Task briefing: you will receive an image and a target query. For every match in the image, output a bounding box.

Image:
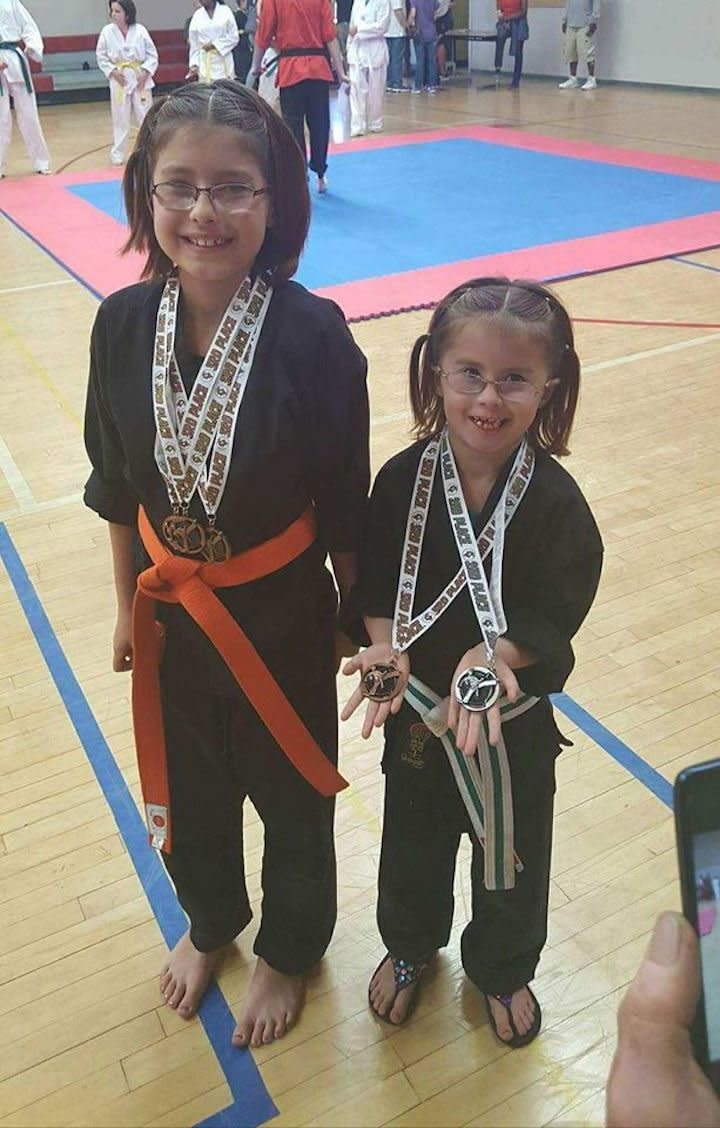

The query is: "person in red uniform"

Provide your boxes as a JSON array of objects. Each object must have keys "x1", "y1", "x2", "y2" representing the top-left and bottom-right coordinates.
[{"x1": 251, "y1": 0, "x2": 347, "y2": 194}]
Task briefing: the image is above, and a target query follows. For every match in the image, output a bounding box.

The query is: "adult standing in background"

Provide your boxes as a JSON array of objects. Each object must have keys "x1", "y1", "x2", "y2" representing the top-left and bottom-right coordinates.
[
  {"x1": 385, "y1": 0, "x2": 407, "y2": 94},
  {"x1": 187, "y1": 0, "x2": 239, "y2": 82},
  {"x1": 231, "y1": 0, "x2": 253, "y2": 82},
  {"x1": 0, "y1": 0, "x2": 51, "y2": 177},
  {"x1": 558, "y1": 0, "x2": 599, "y2": 90},
  {"x1": 434, "y1": 0, "x2": 453, "y2": 82},
  {"x1": 408, "y1": 0, "x2": 438, "y2": 94},
  {"x1": 335, "y1": 0, "x2": 353, "y2": 67},
  {"x1": 347, "y1": 0, "x2": 390, "y2": 136},
  {"x1": 494, "y1": 0, "x2": 528, "y2": 89},
  {"x1": 251, "y1": 0, "x2": 347, "y2": 195},
  {"x1": 96, "y1": 0, "x2": 158, "y2": 166}
]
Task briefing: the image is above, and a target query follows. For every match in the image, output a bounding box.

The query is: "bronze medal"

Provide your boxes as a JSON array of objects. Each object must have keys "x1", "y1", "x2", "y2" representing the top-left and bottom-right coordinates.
[
  {"x1": 361, "y1": 662, "x2": 402, "y2": 703},
  {"x1": 201, "y1": 526, "x2": 233, "y2": 563},
  {"x1": 162, "y1": 514, "x2": 207, "y2": 556}
]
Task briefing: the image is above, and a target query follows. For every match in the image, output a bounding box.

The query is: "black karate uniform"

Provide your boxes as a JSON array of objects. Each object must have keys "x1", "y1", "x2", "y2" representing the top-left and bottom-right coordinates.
[
  {"x1": 84, "y1": 279, "x2": 369, "y2": 973},
  {"x1": 351, "y1": 438, "x2": 603, "y2": 994}
]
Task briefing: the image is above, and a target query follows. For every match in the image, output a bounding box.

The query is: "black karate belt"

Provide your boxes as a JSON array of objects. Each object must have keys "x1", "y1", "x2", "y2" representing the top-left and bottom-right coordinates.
[
  {"x1": 0, "y1": 42, "x2": 34, "y2": 95},
  {"x1": 278, "y1": 46, "x2": 331, "y2": 60}
]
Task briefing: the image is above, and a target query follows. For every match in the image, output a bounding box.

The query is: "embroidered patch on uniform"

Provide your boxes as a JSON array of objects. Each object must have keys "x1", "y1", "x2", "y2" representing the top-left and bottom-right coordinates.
[{"x1": 401, "y1": 723, "x2": 433, "y2": 770}]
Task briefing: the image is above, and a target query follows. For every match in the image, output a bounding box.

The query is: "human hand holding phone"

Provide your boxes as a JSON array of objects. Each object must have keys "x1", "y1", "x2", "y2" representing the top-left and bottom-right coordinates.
[
  {"x1": 674, "y1": 758, "x2": 720, "y2": 1098},
  {"x1": 606, "y1": 912, "x2": 720, "y2": 1127}
]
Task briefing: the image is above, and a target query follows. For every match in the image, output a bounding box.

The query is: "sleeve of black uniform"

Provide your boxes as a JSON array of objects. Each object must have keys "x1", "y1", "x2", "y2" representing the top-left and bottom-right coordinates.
[
  {"x1": 83, "y1": 303, "x2": 140, "y2": 527},
  {"x1": 341, "y1": 459, "x2": 408, "y2": 644},
  {"x1": 504, "y1": 490, "x2": 603, "y2": 696},
  {"x1": 306, "y1": 301, "x2": 370, "y2": 554}
]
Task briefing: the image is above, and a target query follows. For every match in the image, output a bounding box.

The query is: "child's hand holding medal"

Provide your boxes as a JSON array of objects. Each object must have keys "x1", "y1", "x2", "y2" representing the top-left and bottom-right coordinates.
[
  {"x1": 448, "y1": 644, "x2": 520, "y2": 755},
  {"x1": 341, "y1": 644, "x2": 410, "y2": 739}
]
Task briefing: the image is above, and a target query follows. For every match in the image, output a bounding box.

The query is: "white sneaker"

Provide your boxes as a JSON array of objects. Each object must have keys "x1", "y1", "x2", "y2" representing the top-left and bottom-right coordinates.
[
  {"x1": 581, "y1": 76, "x2": 597, "y2": 90},
  {"x1": 558, "y1": 76, "x2": 579, "y2": 89}
]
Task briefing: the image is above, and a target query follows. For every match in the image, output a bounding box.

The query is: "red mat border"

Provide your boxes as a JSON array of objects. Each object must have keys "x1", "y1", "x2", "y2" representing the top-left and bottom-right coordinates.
[{"x1": 2, "y1": 125, "x2": 719, "y2": 319}]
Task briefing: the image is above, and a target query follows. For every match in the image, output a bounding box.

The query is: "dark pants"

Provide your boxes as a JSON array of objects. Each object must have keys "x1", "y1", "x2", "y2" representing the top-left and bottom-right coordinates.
[
  {"x1": 494, "y1": 26, "x2": 524, "y2": 87},
  {"x1": 279, "y1": 79, "x2": 331, "y2": 176},
  {"x1": 160, "y1": 679, "x2": 337, "y2": 974},
  {"x1": 377, "y1": 701, "x2": 558, "y2": 994}
]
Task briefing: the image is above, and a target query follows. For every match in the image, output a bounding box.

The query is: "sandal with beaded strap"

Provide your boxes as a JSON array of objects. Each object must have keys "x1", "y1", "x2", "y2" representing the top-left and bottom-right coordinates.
[
  {"x1": 368, "y1": 952, "x2": 429, "y2": 1026},
  {"x1": 483, "y1": 985, "x2": 542, "y2": 1048}
]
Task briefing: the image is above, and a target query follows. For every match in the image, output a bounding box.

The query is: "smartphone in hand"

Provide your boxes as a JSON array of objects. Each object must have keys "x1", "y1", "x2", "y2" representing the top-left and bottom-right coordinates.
[{"x1": 675, "y1": 758, "x2": 720, "y2": 1095}]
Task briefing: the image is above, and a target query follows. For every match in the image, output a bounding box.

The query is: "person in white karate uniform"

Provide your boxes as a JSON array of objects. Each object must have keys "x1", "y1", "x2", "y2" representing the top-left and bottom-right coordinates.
[
  {"x1": 346, "y1": 0, "x2": 391, "y2": 137},
  {"x1": 187, "y1": 0, "x2": 239, "y2": 83},
  {"x1": 96, "y1": 0, "x2": 158, "y2": 166},
  {"x1": 0, "y1": 0, "x2": 50, "y2": 177}
]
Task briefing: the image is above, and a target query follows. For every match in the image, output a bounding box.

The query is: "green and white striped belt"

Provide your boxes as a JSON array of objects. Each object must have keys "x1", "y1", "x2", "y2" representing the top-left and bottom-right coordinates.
[{"x1": 404, "y1": 675, "x2": 539, "y2": 891}]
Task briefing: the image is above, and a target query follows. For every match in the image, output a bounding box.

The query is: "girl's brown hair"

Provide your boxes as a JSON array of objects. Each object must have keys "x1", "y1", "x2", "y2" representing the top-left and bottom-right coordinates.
[
  {"x1": 122, "y1": 80, "x2": 310, "y2": 283},
  {"x1": 409, "y1": 277, "x2": 581, "y2": 456}
]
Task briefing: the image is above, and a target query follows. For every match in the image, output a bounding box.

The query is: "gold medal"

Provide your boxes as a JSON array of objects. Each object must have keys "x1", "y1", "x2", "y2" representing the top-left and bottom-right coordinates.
[
  {"x1": 201, "y1": 526, "x2": 232, "y2": 563},
  {"x1": 162, "y1": 514, "x2": 207, "y2": 556}
]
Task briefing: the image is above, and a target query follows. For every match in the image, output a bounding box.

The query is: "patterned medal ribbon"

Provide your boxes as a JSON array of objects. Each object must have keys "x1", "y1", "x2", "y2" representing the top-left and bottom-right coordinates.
[
  {"x1": 152, "y1": 273, "x2": 272, "y2": 556},
  {"x1": 392, "y1": 428, "x2": 534, "y2": 654}
]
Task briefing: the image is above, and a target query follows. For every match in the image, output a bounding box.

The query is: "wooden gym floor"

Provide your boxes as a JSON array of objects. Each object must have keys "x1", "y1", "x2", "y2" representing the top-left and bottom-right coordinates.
[{"x1": 1, "y1": 78, "x2": 719, "y2": 1127}]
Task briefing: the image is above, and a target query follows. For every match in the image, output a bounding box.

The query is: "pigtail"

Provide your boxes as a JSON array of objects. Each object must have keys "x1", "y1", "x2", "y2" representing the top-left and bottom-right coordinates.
[
  {"x1": 528, "y1": 298, "x2": 580, "y2": 456},
  {"x1": 410, "y1": 333, "x2": 445, "y2": 439},
  {"x1": 530, "y1": 343, "x2": 579, "y2": 456}
]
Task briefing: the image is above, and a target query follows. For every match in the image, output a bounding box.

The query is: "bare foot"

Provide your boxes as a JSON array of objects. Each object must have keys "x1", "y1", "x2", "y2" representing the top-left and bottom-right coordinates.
[
  {"x1": 487, "y1": 987, "x2": 537, "y2": 1041},
  {"x1": 159, "y1": 932, "x2": 222, "y2": 1019},
  {"x1": 369, "y1": 954, "x2": 425, "y2": 1025},
  {"x1": 232, "y1": 957, "x2": 305, "y2": 1048}
]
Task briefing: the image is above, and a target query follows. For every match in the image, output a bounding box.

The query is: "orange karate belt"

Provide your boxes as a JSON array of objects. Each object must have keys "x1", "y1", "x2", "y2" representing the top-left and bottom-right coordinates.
[{"x1": 132, "y1": 505, "x2": 348, "y2": 853}]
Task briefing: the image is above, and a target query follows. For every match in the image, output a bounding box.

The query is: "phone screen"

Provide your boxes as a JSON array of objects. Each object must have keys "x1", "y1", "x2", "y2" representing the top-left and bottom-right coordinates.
[{"x1": 693, "y1": 828, "x2": 720, "y2": 1079}]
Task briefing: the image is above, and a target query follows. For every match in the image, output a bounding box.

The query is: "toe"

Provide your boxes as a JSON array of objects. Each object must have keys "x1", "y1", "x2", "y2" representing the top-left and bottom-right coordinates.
[
  {"x1": 231, "y1": 1023, "x2": 249, "y2": 1046},
  {"x1": 167, "y1": 980, "x2": 185, "y2": 1010},
  {"x1": 251, "y1": 1019, "x2": 268, "y2": 1048},
  {"x1": 389, "y1": 986, "x2": 414, "y2": 1025}
]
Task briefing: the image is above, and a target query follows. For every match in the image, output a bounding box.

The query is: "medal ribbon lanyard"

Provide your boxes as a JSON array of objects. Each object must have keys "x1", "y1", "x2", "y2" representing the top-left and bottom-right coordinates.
[
  {"x1": 392, "y1": 429, "x2": 534, "y2": 656},
  {"x1": 153, "y1": 273, "x2": 272, "y2": 527}
]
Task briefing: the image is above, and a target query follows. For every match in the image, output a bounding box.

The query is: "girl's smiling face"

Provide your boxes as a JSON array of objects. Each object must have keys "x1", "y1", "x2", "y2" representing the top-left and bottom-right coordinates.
[
  {"x1": 437, "y1": 317, "x2": 554, "y2": 463},
  {"x1": 151, "y1": 124, "x2": 272, "y2": 296}
]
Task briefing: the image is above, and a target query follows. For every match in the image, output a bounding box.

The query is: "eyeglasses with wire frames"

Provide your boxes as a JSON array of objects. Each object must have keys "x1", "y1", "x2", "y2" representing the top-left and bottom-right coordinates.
[
  {"x1": 434, "y1": 364, "x2": 557, "y2": 402},
  {"x1": 152, "y1": 181, "x2": 269, "y2": 214}
]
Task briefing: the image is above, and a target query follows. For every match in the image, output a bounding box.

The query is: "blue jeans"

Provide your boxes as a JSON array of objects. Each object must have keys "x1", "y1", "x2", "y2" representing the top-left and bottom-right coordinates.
[
  {"x1": 494, "y1": 22, "x2": 525, "y2": 86},
  {"x1": 414, "y1": 37, "x2": 438, "y2": 89},
  {"x1": 386, "y1": 35, "x2": 405, "y2": 88}
]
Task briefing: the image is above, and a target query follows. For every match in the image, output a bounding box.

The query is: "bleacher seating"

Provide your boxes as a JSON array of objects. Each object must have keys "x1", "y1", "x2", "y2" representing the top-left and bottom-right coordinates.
[{"x1": 32, "y1": 28, "x2": 189, "y2": 103}]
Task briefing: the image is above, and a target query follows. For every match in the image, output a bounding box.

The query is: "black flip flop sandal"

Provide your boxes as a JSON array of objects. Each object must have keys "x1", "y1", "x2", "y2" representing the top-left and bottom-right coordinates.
[
  {"x1": 483, "y1": 985, "x2": 542, "y2": 1048},
  {"x1": 368, "y1": 952, "x2": 429, "y2": 1026}
]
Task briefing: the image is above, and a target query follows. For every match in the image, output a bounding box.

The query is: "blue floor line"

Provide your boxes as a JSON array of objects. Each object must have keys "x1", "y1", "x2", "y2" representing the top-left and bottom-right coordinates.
[
  {"x1": 0, "y1": 524, "x2": 278, "y2": 1128},
  {"x1": 553, "y1": 692, "x2": 674, "y2": 808},
  {"x1": 672, "y1": 255, "x2": 720, "y2": 274}
]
